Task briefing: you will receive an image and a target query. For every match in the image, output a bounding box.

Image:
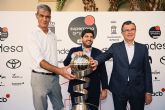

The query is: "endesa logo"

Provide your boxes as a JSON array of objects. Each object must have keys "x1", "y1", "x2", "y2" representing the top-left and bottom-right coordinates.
[
  {"x1": 57, "y1": 48, "x2": 69, "y2": 54},
  {"x1": 152, "y1": 88, "x2": 165, "y2": 96},
  {"x1": 145, "y1": 42, "x2": 165, "y2": 50},
  {"x1": 0, "y1": 27, "x2": 8, "y2": 41},
  {"x1": 149, "y1": 26, "x2": 161, "y2": 39},
  {"x1": 0, "y1": 44, "x2": 23, "y2": 52},
  {"x1": 0, "y1": 93, "x2": 11, "y2": 102},
  {"x1": 160, "y1": 56, "x2": 165, "y2": 65}
]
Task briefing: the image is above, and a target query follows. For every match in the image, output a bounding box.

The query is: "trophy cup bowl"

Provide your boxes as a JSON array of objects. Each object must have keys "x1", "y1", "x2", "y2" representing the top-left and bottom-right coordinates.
[{"x1": 70, "y1": 55, "x2": 90, "y2": 71}]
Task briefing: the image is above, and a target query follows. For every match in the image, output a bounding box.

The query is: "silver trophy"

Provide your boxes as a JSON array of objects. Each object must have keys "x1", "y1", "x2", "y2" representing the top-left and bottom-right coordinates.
[{"x1": 70, "y1": 55, "x2": 92, "y2": 110}]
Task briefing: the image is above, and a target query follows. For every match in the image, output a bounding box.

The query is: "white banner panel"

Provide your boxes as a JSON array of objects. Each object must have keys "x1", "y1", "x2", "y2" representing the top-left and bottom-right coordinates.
[{"x1": 0, "y1": 11, "x2": 165, "y2": 110}]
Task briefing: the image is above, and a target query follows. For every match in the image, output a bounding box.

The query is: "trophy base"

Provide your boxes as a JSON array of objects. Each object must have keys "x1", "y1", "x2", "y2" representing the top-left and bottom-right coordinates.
[{"x1": 71, "y1": 103, "x2": 89, "y2": 110}]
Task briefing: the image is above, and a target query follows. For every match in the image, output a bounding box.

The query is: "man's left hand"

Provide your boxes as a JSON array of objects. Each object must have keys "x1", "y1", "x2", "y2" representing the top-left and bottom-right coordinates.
[
  {"x1": 100, "y1": 89, "x2": 108, "y2": 100},
  {"x1": 145, "y1": 93, "x2": 152, "y2": 105}
]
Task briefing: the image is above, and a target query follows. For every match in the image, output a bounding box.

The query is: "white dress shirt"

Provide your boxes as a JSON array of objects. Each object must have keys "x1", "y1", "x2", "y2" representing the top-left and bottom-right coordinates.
[
  {"x1": 124, "y1": 41, "x2": 135, "y2": 81},
  {"x1": 82, "y1": 45, "x2": 92, "y2": 57},
  {"x1": 27, "y1": 26, "x2": 57, "y2": 73},
  {"x1": 124, "y1": 42, "x2": 134, "y2": 64}
]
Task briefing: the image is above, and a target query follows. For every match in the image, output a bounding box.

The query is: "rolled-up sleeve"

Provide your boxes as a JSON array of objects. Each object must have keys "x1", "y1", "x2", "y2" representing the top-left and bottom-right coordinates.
[{"x1": 27, "y1": 33, "x2": 44, "y2": 67}]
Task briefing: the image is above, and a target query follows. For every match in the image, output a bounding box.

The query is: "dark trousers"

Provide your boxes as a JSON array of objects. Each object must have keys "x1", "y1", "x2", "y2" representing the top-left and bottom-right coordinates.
[{"x1": 112, "y1": 83, "x2": 145, "y2": 110}]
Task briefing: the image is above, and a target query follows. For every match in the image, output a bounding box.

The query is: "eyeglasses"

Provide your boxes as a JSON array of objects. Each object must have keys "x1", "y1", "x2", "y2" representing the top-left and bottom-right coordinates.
[{"x1": 122, "y1": 29, "x2": 136, "y2": 33}]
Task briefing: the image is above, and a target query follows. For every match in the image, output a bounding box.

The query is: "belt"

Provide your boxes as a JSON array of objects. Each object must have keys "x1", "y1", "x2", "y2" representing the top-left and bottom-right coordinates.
[{"x1": 32, "y1": 70, "x2": 57, "y2": 76}]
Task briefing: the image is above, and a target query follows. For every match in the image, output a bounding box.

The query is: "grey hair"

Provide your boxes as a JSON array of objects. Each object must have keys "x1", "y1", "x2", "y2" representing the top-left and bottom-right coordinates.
[{"x1": 37, "y1": 4, "x2": 51, "y2": 14}]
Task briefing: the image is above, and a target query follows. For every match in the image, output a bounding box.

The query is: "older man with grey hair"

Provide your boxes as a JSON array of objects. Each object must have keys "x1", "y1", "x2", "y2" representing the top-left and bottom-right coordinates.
[{"x1": 27, "y1": 4, "x2": 75, "y2": 110}]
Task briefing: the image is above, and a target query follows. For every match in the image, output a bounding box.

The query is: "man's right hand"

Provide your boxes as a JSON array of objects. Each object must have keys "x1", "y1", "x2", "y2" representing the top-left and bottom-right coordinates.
[
  {"x1": 40, "y1": 59, "x2": 76, "y2": 80},
  {"x1": 89, "y1": 57, "x2": 98, "y2": 71},
  {"x1": 60, "y1": 65, "x2": 76, "y2": 80},
  {"x1": 71, "y1": 51, "x2": 84, "y2": 58}
]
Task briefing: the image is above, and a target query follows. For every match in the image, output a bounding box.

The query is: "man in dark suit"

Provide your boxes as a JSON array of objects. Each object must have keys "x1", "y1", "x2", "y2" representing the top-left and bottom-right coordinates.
[
  {"x1": 63, "y1": 29, "x2": 108, "y2": 110},
  {"x1": 91, "y1": 21, "x2": 153, "y2": 110}
]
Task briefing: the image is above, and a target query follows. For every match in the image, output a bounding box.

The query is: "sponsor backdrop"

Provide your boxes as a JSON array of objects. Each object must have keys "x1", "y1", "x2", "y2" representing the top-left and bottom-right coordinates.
[{"x1": 0, "y1": 11, "x2": 165, "y2": 110}]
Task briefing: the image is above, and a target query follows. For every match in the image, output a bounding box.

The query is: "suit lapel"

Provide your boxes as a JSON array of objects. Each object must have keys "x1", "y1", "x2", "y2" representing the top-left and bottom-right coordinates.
[
  {"x1": 130, "y1": 42, "x2": 137, "y2": 66},
  {"x1": 90, "y1": 48, "x2": 95, "y2": 58},
  {"x1": 120, "y1": 41, "x2": 129, "y2": 65},
  {"x1": 78, "y1": 46, "x2": 83, "y2": 51}
]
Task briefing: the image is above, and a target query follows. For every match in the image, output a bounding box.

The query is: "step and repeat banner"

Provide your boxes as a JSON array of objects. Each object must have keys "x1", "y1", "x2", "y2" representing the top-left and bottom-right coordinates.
[{"x1": 0, "y1": 11, "x2": 165, "y2": 110}]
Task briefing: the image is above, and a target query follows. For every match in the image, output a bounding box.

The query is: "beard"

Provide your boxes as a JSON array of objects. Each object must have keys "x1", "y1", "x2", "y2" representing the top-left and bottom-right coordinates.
[
  {"x1": 82, "y1": 43, "x2": 92, "y2": 48},
  {"x1": 85, "y1": 45, "x2": 91, "y2": 48}
]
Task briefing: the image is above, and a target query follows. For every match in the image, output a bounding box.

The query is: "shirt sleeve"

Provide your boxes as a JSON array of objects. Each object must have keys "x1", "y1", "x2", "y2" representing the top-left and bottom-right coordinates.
[
  {"x1": 99, "y1": 62, "x2": 109, "y2": 89},
  {"x1": 26, "y1": 33, "x2": 44, "y2": 67}
]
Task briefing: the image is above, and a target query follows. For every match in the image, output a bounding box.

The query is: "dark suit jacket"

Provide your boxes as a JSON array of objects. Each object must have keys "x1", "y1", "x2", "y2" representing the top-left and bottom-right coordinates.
[
  {"x1": 63, "y1": 46, "x2": 108, "y2": 107},
  {"x1": 95, "y1": 41, "x2": 153, "y2": 97}
]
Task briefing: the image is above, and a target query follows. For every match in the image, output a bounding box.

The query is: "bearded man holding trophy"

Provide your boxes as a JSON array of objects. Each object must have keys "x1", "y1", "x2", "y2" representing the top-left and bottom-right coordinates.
[{"x1": 63, "y1": 29, "x2": 108, "y2": 110}]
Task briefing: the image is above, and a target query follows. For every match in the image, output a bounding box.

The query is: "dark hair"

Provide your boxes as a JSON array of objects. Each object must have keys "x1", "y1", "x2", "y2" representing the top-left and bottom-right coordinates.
[
  {"x1": 37, "y1": 4, "x2": 51, "y2": 14},
  {"x1": 81, "y1": 29, "x2": 94, "y2": 38},
  {"x1": 121, "y1": 20, "x2": 136, "y2": 32}
]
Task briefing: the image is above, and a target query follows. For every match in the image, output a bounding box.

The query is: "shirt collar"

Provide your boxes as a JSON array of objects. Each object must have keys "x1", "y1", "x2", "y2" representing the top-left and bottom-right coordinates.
[
  {"x1": 36, "y1": 26, "x2": 51, "y2": 35},
  {"x1": 81, "y1": 45, "x2": 92, "y2": 53},
  {"x1": 124, "y1": 40, "x2": 135, "y2": 46}
]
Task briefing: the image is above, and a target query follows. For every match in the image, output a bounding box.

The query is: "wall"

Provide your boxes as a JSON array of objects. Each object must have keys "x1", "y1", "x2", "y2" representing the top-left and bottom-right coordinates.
[{"x1": 0, "y1": 11, "x2": 165, "y2": 110}]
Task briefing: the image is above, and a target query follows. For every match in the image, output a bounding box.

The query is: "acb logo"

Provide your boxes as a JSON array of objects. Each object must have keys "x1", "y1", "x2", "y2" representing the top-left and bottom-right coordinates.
[
  {"x1": 0, "y1": 93, "x2": 10, "y2": 102},
  {"x1": 152, "y1": 88, "x2": 165, "y2": 96}
]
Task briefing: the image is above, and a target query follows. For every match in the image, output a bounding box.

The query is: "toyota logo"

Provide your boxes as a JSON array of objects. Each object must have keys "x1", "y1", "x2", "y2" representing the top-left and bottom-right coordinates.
[
  {"x1": 6, "y1": 59, "x2": 21, "y2": 69},
  {"x1": 160, "y1": 56, "x2": 165, "y2": 65}
]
